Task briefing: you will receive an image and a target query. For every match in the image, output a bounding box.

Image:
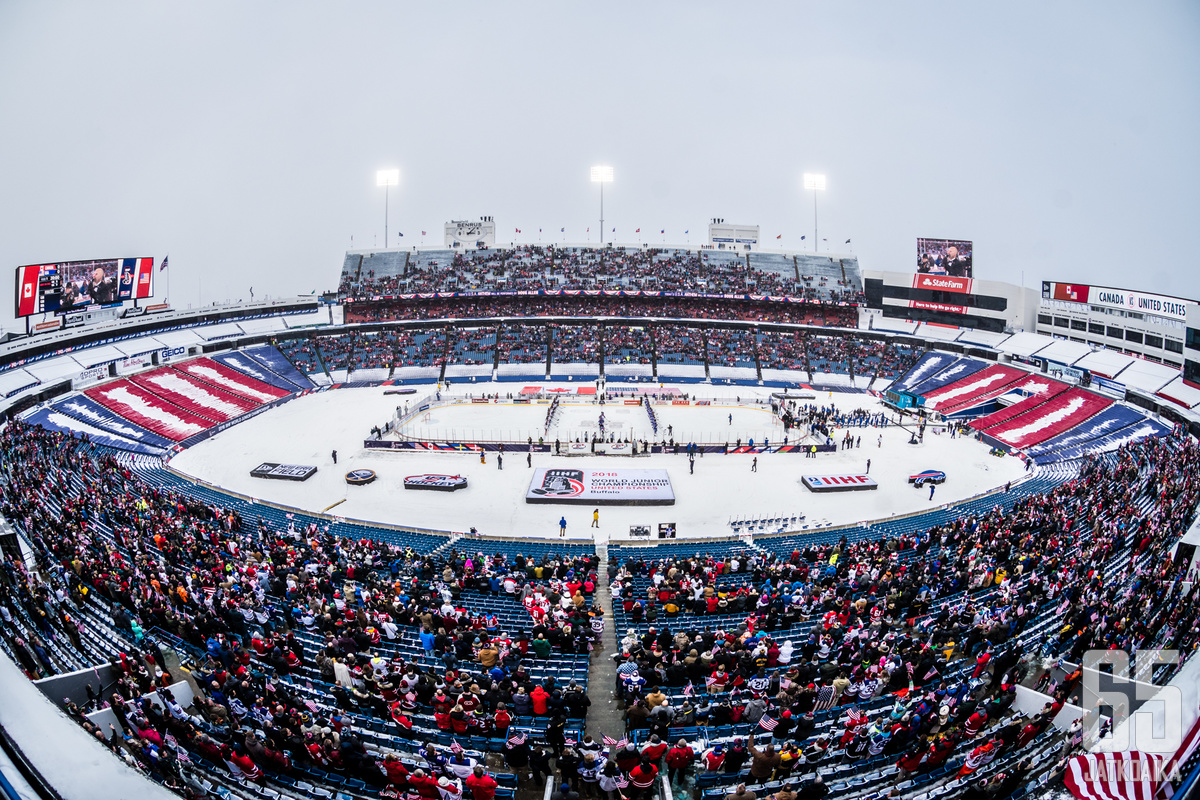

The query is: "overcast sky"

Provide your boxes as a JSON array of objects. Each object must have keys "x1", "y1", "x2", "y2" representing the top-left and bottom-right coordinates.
[{"x1": 1, "y1": 1, "x2": 1198, "y2": 329}]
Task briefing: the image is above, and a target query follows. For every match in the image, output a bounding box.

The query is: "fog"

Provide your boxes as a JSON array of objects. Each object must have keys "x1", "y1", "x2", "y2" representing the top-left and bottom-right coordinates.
[{"x1": 1, "y1": 1, "x2": 1198, "y2": 329}]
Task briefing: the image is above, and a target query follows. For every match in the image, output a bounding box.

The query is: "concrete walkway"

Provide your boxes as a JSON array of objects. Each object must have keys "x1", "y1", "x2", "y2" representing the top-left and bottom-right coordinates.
[{"x1": 587, "y1": 540, "x2": 627, "y2": 742}]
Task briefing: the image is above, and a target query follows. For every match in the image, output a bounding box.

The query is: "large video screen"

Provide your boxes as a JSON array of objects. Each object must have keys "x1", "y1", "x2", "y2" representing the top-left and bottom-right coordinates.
[
  {"x1": 15, "y1": 257, "x2": 154, "y2": 317},
  {"x1": 917, "y1": 238, "x2": 973, "y2": 278}
]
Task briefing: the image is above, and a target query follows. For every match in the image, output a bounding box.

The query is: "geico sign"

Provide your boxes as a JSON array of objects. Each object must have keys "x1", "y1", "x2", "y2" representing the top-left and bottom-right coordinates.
[{"x1": 160, "y1": 346, "x2": 187, "y2": 361}]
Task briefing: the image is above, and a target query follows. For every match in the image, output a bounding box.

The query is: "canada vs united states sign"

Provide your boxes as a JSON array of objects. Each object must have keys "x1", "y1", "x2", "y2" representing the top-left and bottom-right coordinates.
[{"x1": 525, "y1": 468, "x2": 675, "y2": 506}]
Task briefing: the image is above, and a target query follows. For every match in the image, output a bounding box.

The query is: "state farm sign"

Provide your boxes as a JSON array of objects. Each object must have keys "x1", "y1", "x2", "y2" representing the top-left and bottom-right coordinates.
[{"x1": 912, "y1": 274, "x2": 973, "y2": 294}]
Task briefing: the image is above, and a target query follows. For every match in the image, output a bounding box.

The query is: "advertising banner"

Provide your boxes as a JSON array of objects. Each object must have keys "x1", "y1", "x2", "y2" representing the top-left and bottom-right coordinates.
[
  {"x1": 526, "y1": 468, "x2": 675, "y2": 505},
  {"x1": 250, "y1": 463, "x2": 317, "y2": 481},
  {"x1": 909, "y1": 299, "x2": 968, "y2": 314},
  {"x1": 801, "y1": 474, "x2": 879, "y2": 492},
  {"x1": 912, "y1": 273, "x2": 973, "y2": 294}
]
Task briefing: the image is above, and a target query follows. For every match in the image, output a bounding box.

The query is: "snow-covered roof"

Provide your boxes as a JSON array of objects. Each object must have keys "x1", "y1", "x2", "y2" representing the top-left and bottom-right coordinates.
[
  {"x1": 236, "y1": 316, "x2": 289, "y2": 334},
  {"x1": 1118, "y1": 358, "x2": 1179, "y2": 394},
  {"x1": 1155, "y1": 377, "x2": 1200, "y2": 410},
  {"x1": 998, "y1": 331, "x2": 1055, "y2": 358},
  {"x1": 872, "y1": 318, "x2": 919, "y2": 335},
  {"x1": 196, "y1": 322, "x2": 244, "y2": 341},
  {"x1": 0, "y1": 368, "x2": 39, "y2": 397},
  {"x1": 114, "y1": 336, "x2": 165, "y2": 357},
  {"x1": 153, "y1": 329, "x2": 204, "y2": 348},
  {"x1": 1074, "y1": 348, "x2": 1137, "y2": 379},
  {"x1": 24, "y1": 356, "x2": 85, "y2": 382},
  {"x1": 1035, "y1": 339, "x2": 1093, "y2": 366},
  {"x1": 72, "y1": 345, "x2": 126, "y2": 368},
  {"x1": 914, "y1": 323, "x2": 962, "y2": 341},
  {"x1": 957, "y1": 330, "x2": 1011, "y2": 348}
]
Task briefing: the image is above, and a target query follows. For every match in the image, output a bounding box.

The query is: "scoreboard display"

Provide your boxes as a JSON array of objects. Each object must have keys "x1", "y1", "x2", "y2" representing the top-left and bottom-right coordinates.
[{"x1": 15, "y1": 257, "x2": 154, "y2": 317}]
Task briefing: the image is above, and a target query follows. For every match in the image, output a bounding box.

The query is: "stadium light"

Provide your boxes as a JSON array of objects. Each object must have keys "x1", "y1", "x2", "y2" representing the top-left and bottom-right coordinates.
[
  {"x1": 377, "y1": 169, "x2": 400, "y2": 248},
  {"x1": 803, "y1": 173, "x2": 826, "y2": 252},
  {"x1": 591, "y1": 166, "x2": 613, "y2": 244}
]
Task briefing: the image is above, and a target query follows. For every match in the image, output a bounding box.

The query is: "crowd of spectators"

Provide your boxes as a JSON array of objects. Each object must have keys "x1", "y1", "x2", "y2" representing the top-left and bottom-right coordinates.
[
  {"x1": 605, "y1": 326, "x2": 654, "y2": 366},
  {"x1": 341, "y1": 247, "x2": 865, "y2": 307},
  {"x1": 706, "y1": 329, "x2": 757, "y2": 369},
  {"x1": 450, "y1": 328, "x2": 498, "y2": 367},
  {"x1": 597, "y1": 432, "x2": 1200, "y2": 798},
  {"x1": 275, "y1": 336, "x2": 323, "y2": 375},
  {"x1": 344, "y1": 296, "x2": 858, "y2": 328},
  {"x1": 0, "y1": 419, "x2": 607, "y2": 797},
  {"x1": 756, "y1": 332, "x2": 808, "y2": 373},
  {"x1": 655, "y1": 326, "x2": 706, "y2": 366},
  {"x1": 551, "y1": 325, "x2": 600, "y2": 365},
  {"x1": 806, "y1": 336, "x2": 855, "y2": 376},
  {"x1": 496, "y1": 324, "x2": 548, "y2": 365}
]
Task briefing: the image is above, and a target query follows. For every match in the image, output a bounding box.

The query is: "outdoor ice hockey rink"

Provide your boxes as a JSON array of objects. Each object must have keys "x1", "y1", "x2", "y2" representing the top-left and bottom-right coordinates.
[{"x1": 168, "y1": 381, "x2": 1029, "y2": 542}]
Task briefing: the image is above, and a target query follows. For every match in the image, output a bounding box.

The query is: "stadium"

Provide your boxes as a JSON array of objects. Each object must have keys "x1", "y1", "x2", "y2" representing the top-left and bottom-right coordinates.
[{"x1": 2, "y1": 6, "x2": 1200, "y2": 800}]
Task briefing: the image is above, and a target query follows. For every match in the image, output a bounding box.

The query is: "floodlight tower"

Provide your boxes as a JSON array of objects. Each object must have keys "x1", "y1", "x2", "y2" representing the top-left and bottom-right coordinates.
[
  {"x1": 803, "y1": 173, "x2": 826, "y2": 253},
  {"x1": 377, "y1": 169, "x2": 400, "y2": 248},
  {"x1": 591, "y1": 166, "x2": 613, "y2": 244}
]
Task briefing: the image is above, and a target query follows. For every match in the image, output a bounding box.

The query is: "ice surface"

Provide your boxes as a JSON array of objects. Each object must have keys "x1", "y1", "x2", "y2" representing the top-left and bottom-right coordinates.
[{"x1": 169, "y1": 382, "x2": 1027, "y2": 542}]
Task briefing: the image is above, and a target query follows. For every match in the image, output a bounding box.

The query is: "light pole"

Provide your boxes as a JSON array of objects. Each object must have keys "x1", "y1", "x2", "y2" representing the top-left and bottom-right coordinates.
[
  {"x1": 377, "y1": 168, "x2": 400, "y2": 248},
  {"x1": 803, "y1": 173, "x2": 826, "y2": 253},
  {"x1": 590, "y1": 165, "x2": 613, "y2": 245}
]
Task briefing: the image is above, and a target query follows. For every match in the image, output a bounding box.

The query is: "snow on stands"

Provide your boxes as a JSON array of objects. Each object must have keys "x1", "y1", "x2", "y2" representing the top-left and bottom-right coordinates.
[
  {"x1": 130, "y1": 368, "x2": 258, "y2": 422},
  {"x1": 21, "y1": 408, "x2": 165, "y2": 455},
  {"x1": 984, "y1": 389, "x2": 1112, "y2": 449},
  {"x1": 217, "y1": 345, "x2": 314, "y2": 390},
  {"x1": 889, "y1": 351, "x2": 958, "y2": 393},
  {"x1": 907, "y1": 357, "x2": 988, "y2": 396},
  {"x1": 922, "y1": 364, "x2": 1026, "y2": 411},
  {"x1": 49, "y1": 394, "x2": 175, "y2": 449},
  {"x1": 84, "y1": 380, "x2": 212, "y2": 440},
  {"x1": 173, "y1": 357, "x2": 289, "y2": 403},
  {"x1": 1046, "y1": 416, "x2": 1171, "y2": 462},
  {"x1": 1024, "y1": 404, "x2": 1158, "y2": 461},
  {"x1": 971, "y1": 378, "x2": 1071, "y2": 431}
]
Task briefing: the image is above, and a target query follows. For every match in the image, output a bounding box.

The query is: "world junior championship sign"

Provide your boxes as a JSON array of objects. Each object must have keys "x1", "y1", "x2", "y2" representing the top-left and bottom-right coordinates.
[{"x1": 525, "y1": 468, "x2": 675, "y2": 506}]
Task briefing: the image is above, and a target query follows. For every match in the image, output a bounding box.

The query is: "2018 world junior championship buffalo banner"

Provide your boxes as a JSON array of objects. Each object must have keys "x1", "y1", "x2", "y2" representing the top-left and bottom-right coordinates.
[{"x1": 525, "y1": 468, "x2": 675, "y2": 506}]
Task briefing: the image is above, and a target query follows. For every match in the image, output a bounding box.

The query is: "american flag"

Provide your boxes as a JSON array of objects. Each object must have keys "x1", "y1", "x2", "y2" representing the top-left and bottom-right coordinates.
[
  {"x1": 450, "y1": 740, "x2": 464, "y2": 754},
  {"x1": 615, "y1": 775, "x2": 629, "y2": 788},
  {"x1": 758, "y1": 716, "x2": 778, "y2": 732},
  {"x1": 304, "y1": 700, "x2": 318, "y2": 711},
  {"x1": 507, "y1": 733, "x2": 527, "y2": 746},
  {"x1": 705, "y1": 675, "x2": 720, "y2": 687},
  {"x1": 564, "y1": 738, "x2": 577, "y2": 746},
  {"x1": 682, "y1": 681, "x2": 695, "y2": 697},
  {"x1": 603, "y1": 735, "x2": 628, "y2": 749}
]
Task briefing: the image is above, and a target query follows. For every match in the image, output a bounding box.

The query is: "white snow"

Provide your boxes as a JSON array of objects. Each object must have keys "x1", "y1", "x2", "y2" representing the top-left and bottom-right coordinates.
[
  {"x1": 169, "y1": 382, "x2": 1027, "y2": 541},
  {"x1": 179, "y1": 363, "x2": 278, "y2": 402},
  {"x1": 1000, "y1": 396, "x2": 1087, "y2": 446},
  {"x1": 58, "y1": 399, "x2": 159, "y2": 441},
  {"x1": 220, "y1": 354, "x2": 280, "y2": 384},
  {"x1": 43, "y1": 411, "x2": 144, "y2": 447},
  {"x1": 928, "y1": 371, "x2": 1010, "y2": 406},
  {"x1": 97, "y1": 385, "x2": 206, "y2": 437},
  {"x1": 140, "y1": 372, "x2": 246, "y2": 417}
]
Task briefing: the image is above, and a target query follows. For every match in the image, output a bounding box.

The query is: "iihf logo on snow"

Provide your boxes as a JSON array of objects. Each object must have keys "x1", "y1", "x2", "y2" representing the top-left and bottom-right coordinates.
[{"x1": 530, "y1": 469, "x2": 585, "y2": 497}]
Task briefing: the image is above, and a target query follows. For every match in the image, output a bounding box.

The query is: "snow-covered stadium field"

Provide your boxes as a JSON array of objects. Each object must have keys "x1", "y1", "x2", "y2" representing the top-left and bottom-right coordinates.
[
  {"x1": 399, "y1": 397, "x2": 785, "y2": 446},
  {"x1": 168, "y1": 382, "x2": 1027, "y2": 542}
]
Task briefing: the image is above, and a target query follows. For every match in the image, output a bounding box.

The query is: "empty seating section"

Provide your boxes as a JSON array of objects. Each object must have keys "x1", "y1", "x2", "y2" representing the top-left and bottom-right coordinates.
[
  {"x1": 982, "y1": 389, "x2": 1112, "y2": 449},
  {"x1": 551, "y1": 324, "x2": 599, "y2": 364},
  {"x1": 230, "y1": 345, "x2": 315, "y2": 390},
  {"x1": 706, "y1": 328, "x2": 756, "y2": 368},
  {"x1": 496, "y1": 323, "x2": 547, "y2": 364},
  {"x1": 656, "y1": 325, "x2": 706, "y2": 365},
  {"x1": 922, "y1": 365, "x2": 1028, "y2": 412},
  {"x1": 605, "y1": 325, "x2": 654, "y2": 365},
  {"x1": 449, "y1": 327, "x2": 497, "y2": 366},
  {"x1": 340, "y1": 251, "x2": 407, "y2": 295}
]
